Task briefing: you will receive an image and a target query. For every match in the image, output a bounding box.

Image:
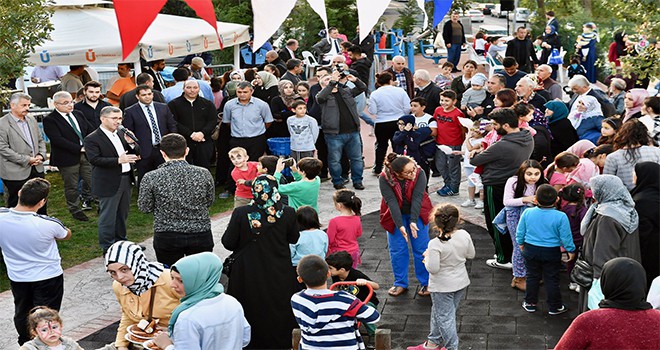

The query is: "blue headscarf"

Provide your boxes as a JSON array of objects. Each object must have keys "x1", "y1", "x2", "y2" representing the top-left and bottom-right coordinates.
[
  {"x1": 545, "y1": 25, "x2": 557, "y2": 36},
  {"x1": 544, "y1": 100, "x2": 569, "y2": 124},
  {"x1": 168, "y1": 252, "x2": 224, "y2": 335}
]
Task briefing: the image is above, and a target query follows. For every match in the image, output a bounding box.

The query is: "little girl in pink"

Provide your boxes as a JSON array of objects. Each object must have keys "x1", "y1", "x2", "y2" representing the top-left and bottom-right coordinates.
[{"x1": 326, "y1": 189, "x2": 363, "y2": 268}]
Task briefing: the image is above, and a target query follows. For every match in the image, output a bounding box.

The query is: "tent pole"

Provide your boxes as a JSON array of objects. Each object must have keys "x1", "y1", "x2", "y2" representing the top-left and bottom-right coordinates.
[{"x1": 233, "y1": 43, "x2": 240, "y2": 69}]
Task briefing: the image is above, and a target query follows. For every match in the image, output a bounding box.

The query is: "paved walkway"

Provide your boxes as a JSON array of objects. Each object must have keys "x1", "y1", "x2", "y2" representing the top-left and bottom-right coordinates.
[{"x1": 0, "y1": 53, "x2": 579, "y2": 349}]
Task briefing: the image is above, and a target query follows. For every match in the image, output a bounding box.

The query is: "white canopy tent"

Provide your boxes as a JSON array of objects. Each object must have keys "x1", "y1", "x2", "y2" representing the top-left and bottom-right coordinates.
[{"x1": 28, "y1": 0, "x2": 250, "y2": 68}]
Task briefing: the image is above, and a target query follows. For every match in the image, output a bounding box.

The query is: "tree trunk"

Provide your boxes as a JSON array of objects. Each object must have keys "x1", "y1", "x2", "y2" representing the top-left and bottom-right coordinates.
[{"x1": 582, "y1": 0, "x2": 592, "y2": 16}]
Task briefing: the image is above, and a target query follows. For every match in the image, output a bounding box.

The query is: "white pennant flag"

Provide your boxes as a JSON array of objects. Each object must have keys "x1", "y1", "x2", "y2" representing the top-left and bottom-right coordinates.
[
  {"x1": 416, "y1": 0, "x2": 428, "y2": 29},
  {"x1": 306, "y1": 0, "x2": 328, "y2": 33},
  {"x1": 252, "y1": 0, "x2": 297, "y2": 52},
  {"x1": 356, "y1": 0, "x2": 392, "y2": 42}
]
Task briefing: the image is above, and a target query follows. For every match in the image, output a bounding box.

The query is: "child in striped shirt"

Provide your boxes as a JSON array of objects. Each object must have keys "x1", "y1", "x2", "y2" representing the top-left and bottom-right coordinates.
[{"x1": 291, "y1": 255, "x2": 380, "y2": 350}]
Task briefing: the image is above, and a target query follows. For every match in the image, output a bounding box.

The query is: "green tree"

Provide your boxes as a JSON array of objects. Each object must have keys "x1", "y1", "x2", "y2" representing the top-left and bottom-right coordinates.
[
  {"x1": 0, "y1": 0, "x2": 53, "y2": 103},
  {"x1": 394, "y1": 0, "x2": 422, "y2": 35}
]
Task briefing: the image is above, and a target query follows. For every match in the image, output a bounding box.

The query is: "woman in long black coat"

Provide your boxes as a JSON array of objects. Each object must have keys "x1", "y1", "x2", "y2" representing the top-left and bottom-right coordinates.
[
  {"x1": 630, "y1": 162, "x2": 660, "y2": 289},
  {"x1": 540, "y1": 25, "x2": 562, "y2": 79},
  {"x1": 222, "y1": 175, "x2": 300, "y2": 349}
]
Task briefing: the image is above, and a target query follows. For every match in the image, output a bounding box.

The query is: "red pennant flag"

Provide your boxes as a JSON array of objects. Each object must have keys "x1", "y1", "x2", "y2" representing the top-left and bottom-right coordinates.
[
  {"x1": 114, "y1": 0, "x2": 168, "y2": 60},
  {"x1": 183, "y1": 0, "x2": 223, "y2": 49}
]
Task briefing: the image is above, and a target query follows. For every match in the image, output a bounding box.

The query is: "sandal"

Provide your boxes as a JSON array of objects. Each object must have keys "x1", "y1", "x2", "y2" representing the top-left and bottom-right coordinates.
[
  {"x1": 418, "y1": 286, "x2": 430, "y2": 296},
  {"x1": 388, "y1": 286, "x2": 407, "y2": 296}
]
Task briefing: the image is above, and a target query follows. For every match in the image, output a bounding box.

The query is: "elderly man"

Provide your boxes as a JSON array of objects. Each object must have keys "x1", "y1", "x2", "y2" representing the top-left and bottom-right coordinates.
[
  {"x1": 190, "y1": 57, "x2": 211, "y2": 82},
  {"x1": 43, "y1": 91, "x2": 94, "y2": 221},
  {"x1": 567, "y1": 75, "x2": 615, "y2": 117},
  {"x1": 167, "y1": 80, "x2": 217, "y2": 169},
  {"x1": 506, "y1": 27, "x2": 540, "y2": 73},
  {"x1": 84, "y1": 106, "x2": 139, "y2": 252},
  {"x1": 0, "y1": 93, "x2": 47, "y2": 214},
  {"x1": 413, "y1": 69, "x2": 442, "y2": 114},
  {"x1": 515, "y1": 77, "x2": 547, "y2": 111},
  {"x1": 278, "y1": 39, "x2": 299, "y2": 64},
  {"x1": 385, "y1": 55, "x2": 415, "y2": 99},
  {"x1": 466, "y1": 73, "x2": 506, "y2": 119},
  {"x1": 536, "y1": 64, "x2": 563, "y2": 101},
  {"x1": 313, "y1": 27, "x2": 344, "y2": 64}
]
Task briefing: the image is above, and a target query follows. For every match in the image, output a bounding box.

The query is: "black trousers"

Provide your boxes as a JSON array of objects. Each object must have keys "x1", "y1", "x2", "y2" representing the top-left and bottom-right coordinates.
[
  {"x1": 2, "y1": 167, "x2": 46, "y2": 214},
  {"x1": 484, "y1": 183, "x2": 513, "y2": 264},
  {"x1": 153, "y1": 230, "x2": 214, "y2": 268},
  {"x1": 11, "y1": 274, "x2": 64, "y2": 345},
  {"x1": 136, "y1": 148, "x2": 165, "y2": 185},
  {"x1": 185, "y1": 140, "x2": 214, "y2": 169},
  {"x1": 373, "y1": 121, "x2": 399, "y2": 172}
]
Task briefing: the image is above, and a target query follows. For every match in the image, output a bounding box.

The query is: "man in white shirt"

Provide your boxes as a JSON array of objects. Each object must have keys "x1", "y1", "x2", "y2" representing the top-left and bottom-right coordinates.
[
  {"x1": 83, "y1": 106, "x2": 139, "y2": 252},
  {"x1": 0, "y1": 178, "x2": 71, "y2": 345},
  {"x1": 312, "y1": 27, "x2": 344, "y2": 64}
]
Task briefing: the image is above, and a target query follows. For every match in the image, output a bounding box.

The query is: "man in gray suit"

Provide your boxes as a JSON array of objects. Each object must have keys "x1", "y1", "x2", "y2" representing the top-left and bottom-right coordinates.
[{"x1": 0, "y1": 93, "x2": 48, "y2": 214}]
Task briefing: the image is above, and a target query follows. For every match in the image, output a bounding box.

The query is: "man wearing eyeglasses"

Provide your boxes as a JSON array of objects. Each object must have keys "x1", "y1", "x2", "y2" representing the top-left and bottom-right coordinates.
[
  {"x1": 84, "y1": 106, "x2": 140, "y2": 253},
  {"x1": 0, "y1": 92, "x2": 48, "y2": 214},
  {"x1": 43, "y1": 91, "x2": 95, "y2": 221}
]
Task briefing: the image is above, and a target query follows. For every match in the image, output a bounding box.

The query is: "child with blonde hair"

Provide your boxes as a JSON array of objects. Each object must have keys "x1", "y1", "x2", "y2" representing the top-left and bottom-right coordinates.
[{"x1": 20, "y1": 306, "x2": 82, "y2": 350}]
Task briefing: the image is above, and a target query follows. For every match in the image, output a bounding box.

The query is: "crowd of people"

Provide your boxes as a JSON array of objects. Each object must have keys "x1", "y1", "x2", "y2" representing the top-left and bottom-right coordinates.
[{"x1": 1, "y1": 10, "x2": 660, "y2": 350}]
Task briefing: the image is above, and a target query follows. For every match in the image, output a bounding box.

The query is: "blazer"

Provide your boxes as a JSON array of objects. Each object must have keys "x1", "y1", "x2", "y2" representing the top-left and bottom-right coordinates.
[
  {"x1": 278, "y1": 48, "x2": 295, "y2": 63},
  {"x1": 143, "y1": 67, "x2": 165, "y2": 91},
  {"x1": 83, "y1": 127, "x2": 136, "y2": 197},
  {"x1": 43, "y1": 110, "x2": 93, "y2": 167},
  {"x1": 312, "y1": 37, "x2": 344, "y2": 60},
  {"x1": 0, "y1": 114, "x2": 47, "y2": 180},
  {"x1": 119, "y1": 88, "x2": 166, "y2": 111},
  {"x1": 123, "y1": 102, "x2": 177, "y2": 158}
]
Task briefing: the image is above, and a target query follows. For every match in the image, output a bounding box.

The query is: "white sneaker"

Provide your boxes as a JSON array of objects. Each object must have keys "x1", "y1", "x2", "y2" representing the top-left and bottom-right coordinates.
[
  {"x1": 486, "y1": 259, "x2": 513, "y2": 270},
  {"x1": 461, "y1": 199, "x2": 476, "y2": 207},
  {"x1": 474, "y1": 200, "x2": 484, "y2": 209},
  {"x1": 568, "y1": 282, "x2": 578, "y2": 291}
]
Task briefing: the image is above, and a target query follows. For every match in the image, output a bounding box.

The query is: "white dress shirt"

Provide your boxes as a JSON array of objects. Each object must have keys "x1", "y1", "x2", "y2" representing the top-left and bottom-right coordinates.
[{"x1": 100, "y1": 126, "x2": 131, "y2": 173}]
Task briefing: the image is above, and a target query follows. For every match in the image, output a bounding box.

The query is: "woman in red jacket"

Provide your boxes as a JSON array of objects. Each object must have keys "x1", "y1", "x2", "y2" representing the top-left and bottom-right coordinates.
[{"x1": 379, "y1": 153, "x2": 433, "y2": 297}]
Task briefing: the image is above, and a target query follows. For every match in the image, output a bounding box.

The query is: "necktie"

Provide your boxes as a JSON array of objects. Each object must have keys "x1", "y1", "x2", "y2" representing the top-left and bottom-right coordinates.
[
  {"x1": 156, "y1": 72, "x2": 166, "y2": 90},
  {"x1": 66, "y1": 113, "x2": 83, "y2": 144},
  {"x1": 333, "y1": 39, "x2": 340, "y2": 53},
  {"x1": 145, "y1": 105, "x2": 161, "y2": 144}
]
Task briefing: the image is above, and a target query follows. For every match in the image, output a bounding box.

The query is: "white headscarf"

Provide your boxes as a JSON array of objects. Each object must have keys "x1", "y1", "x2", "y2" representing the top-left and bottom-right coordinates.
[
  {"x1": 580, "y1": 175, "x2": 639, "y2": 235},
  {"x1": 104, "y1": 241, "x2": 164, "y2": 296},
  {"x1": 568, "y1": 95, "x2": 602, "y2": 129}
]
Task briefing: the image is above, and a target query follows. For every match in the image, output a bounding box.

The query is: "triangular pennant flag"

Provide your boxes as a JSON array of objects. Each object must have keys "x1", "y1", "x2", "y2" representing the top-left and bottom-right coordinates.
[
  {"x1": 416, "y1": 0, "x2": 428, "y2": 29},
  {"x1": 183, "y1": 0, "x2": 223, "y2": 49},
  {"x1": 114, "y1": 0, "x2": 168, "y2": 60},
  {"x1": 252, "y1": 0, "x2": 297, "y2": 52},
  {"x1": 433, "y1": 0, "x2": 454, "y2": 28},
  {"x1": 356, "y1": 0, "x2": 391, "y2": 42},
  {"x1": 306, "y1": 0, "x2": 328, "y2": 33}
]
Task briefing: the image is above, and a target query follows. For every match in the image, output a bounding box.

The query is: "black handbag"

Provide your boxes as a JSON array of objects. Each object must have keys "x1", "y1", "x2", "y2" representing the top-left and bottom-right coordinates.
[{"x1": 570, "y1": 254, "x2": 593, "y2": 288}]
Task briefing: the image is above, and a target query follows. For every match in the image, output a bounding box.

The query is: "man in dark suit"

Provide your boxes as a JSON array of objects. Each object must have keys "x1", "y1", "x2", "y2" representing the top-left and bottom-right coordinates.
[
  {"x1": 312, "y1": 27, "x2": 343, "y2": 64},
  {"x1": 83, "y1": 106, "x2": 139, "y2": 252},
  {"x1": 43, "y1": 91, "x2": 94, "y2": 221},
  {"x1": 143, "y1": 59, "x2": 166, "y2": 91},
  {"x1": 278, "y1": 39, "x2": 298, "y2": 63},
  {"x1": 123, "y1": 85, "x2": 177, "y2": 182},
  {"x1": 119, "y1": 73, "x2": 165, "y2": 110}
]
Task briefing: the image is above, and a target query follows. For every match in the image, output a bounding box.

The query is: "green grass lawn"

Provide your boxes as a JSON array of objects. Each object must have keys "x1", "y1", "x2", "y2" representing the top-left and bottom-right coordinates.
[{"x1": 0, "y1": 168, "x2": 234, "y2": 292}]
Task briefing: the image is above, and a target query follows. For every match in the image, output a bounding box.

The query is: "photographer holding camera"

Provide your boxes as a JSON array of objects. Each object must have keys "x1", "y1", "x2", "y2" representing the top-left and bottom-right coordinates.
[{"x1": 316, "y1": 68, "x2": 367, "y2": 190}]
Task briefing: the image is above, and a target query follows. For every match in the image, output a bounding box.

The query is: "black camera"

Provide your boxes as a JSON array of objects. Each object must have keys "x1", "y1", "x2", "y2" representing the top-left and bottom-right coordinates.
[
  {"x1": 334, "y1": 66, "x2": 350, "y2": 78},
  {"x1": 283, "y1": 158, "x2": 294, "y2": 167}
]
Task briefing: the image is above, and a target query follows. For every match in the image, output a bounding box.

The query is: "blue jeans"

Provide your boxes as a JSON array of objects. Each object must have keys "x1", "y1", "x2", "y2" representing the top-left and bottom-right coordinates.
[
  {"x1": 387, "y1": 215, "x2": 430, "y2": 288},
  {"x1": 447, "y1": 44, "x2": 462, "y2": 68},
  {"x1": 522, "y1": 243, "x2": 563, "y2": 311},
  {"x1": 434, "y1": 145, "x2": 462, "y2": 191},
  {"x1": 429, "y1": 288, "x2": 465, "y2": 350},
  {"x1": 324, "y1": 132, "x2": 364, "y2": 186}
]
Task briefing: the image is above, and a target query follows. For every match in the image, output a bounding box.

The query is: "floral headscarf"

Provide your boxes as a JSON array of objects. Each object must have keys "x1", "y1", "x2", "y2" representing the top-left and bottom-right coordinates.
[{"x1": 247, "y1": 174, "x2": 284, "y2": 233}]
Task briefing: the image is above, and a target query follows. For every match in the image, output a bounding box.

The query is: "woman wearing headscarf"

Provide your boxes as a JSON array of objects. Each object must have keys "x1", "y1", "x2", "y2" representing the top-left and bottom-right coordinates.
[
  {"x1": 554, "y1": 258, "x2": 660, "y2": 350},
  {"x1": 578, "y1": 175, "x2": 641, "y2": 313},
  {"x1": 608, "y1": 31, "x2": 628, "y2": 70},
  {"x1": 269, "y1": 80, "x2": 302, "y2": 138},
  {"x1": 568, "y1": 95, "x2": 604, "y2": 144},
  {"x1": 221, "y1": 175, "x2": 299, "y2": 349},
  {"x1": 104, "y1": 241, "x2": 180, "y2": 350},
  {"x1": 623, "y1": 88, "x2": 650, "y2": 123},
  {"x1": 152, "y1": 252, "x2": 251, "y2": 350},
  {"x1": 540, "y1": 25, "x2": 561, "y2": 80},
  {"x1": 631, "y1": 162, "x2": 660, "y2": 289},
  {"x1": 545, "y1": 100, "x2": 579, "y2": 157},
  {"x1": 608, "y1": 78, "x2": 627, "y2": 116},
  {"x1": 562, "y1": 140, "x2": 600, "y2": 198},
  {"x1": 251, "y1": 71, "x2": 279, "y2": 105},
  {"x1": 379, "y1": 153, "x2": 432, "y2": 297},
  {"x1": 603, "y1": 119, "x2": 660, "y2": 190}
]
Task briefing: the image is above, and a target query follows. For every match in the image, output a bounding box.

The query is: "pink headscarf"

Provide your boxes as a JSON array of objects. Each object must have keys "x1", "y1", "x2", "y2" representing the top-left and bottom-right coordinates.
[
  {"x1": 624, "y1": 88, "x2": 650, "y2": 122},
  {"x1": 567, "y1": 140, "x2": 596, "y2": 157}
]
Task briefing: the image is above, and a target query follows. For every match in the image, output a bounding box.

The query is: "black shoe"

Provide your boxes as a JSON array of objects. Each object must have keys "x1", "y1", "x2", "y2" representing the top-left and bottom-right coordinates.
[
  {"x1": 431, "y1": 172, "x2": 442, "y2": 178},
  {"x1": 81, "y1": 200, "x2": 93, "y2": 211},
  {"x1": 372, "y1": 168, "x2": 381, "y2": 175},
  {"x1": 353, "y1": 183, "x2": 365, "y2": 190},
  {"x1": 334, "y1": 183, "x2": 346, "y2": 190},
  {"x1": 72, "y1": 211, "x2": 89, "y2": 221}
]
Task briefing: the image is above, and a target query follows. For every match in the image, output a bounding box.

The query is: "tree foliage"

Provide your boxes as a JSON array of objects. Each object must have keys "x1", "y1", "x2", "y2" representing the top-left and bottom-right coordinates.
[
  {"x1": 0, "y1": 0, "x2": 53, "y2": 103},
  {"x1": 394, "y1": 0, "x2": 423, "y2": 35}
]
